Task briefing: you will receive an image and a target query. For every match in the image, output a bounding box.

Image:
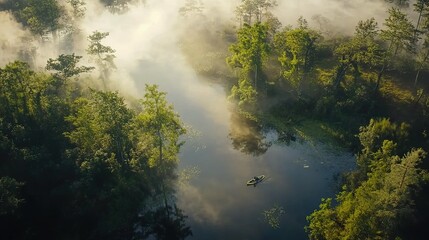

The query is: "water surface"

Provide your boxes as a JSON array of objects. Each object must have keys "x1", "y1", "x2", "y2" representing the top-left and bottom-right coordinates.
[{"x1": 132, "y1": 51, "x2": 354, "y2": 239}]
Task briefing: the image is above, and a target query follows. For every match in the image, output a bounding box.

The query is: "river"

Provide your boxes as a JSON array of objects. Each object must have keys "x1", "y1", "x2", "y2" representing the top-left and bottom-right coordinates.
[
  {"x1": 130, "y1": 45, "x2": 354, "y2": 239},
  {"x1": 84, "y1": 1, "x2": 358, "y2": 238}
]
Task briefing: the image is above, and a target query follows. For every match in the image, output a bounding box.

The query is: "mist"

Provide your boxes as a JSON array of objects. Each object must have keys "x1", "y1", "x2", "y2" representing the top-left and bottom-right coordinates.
[
  {"x1": 274, "y1": 0, "x2": 389, "y2": 34},
  {"x1": 1, "y1": 0, "x2": 415, "y2": 95},
  {"x1": 0, "y1": 0, "x2": 420, "y2": 134}
]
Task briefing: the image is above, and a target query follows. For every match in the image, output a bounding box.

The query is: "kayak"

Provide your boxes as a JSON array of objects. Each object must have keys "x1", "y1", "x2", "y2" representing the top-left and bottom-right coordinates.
[{"x1": 247, "y1": 175, "x2": 265, "y2": 186}]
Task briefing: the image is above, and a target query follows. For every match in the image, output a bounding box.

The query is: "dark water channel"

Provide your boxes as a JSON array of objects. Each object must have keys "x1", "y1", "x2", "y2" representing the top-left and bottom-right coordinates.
[{"x1": 132, "y1": 53, "x2": 354, "y2": 239}]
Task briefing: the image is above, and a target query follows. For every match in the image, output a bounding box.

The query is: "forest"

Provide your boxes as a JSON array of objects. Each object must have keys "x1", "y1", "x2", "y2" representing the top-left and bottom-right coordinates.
[{"x1": 1, "y1": 0, "x2": 429, "y2": 239}]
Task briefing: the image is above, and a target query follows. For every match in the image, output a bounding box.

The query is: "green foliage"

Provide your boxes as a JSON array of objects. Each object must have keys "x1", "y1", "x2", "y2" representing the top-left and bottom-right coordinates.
[
  {"x1": 0, "y1": 177, "x2": 24, "y2": 215},
  {"x1": 235, "y1": 0, "x2": 277, "y2": 25},
  {"x1": 46, "y1": 53, "x2": 94, "y2": 81},
  {"x1": 86, "y1": 31, "x2": 116, "y2": 86},
  {"x1": 358, "y1": 118, "x2": 409, "y2": 156},
  {"x1": 227, "y1": 22, "x2": 270, "y2": 74},
  {"x1": 65, "y1": 90, "x2": 134, "y2": 169},
  {"x1": 17, "y1": 0, "x2": 64, "y2": 36},
  {"x1": 274, "y1": 18, "x2": 320, "y2": 88},
  {"x1": 87, "y1": 31, "x2": 116, "y2": 58},
  {"x1": 381, "y1": 8, "x2": 415, "y2": 55},
  {"x1": 306, "y1": 118, "x2": 428, "y2": 240},
  {"x1": 332, "y1": 18, "x2": 381, "y2": 89},
  {"x1": 305, "y1": 198, "x2": 341, "y2": 240},
  {"x1": 0, "y1": 61, "x2": 189, "y2": 238},
  {"x1": 229, "y1": 78, "x2": 257, "y2": 107},
  {"x1": 227, "y1": 22, "x2": 270, "y2": 107},
  {"x1": 136, "y1": 84, "x2": 186, "y2": 168}
]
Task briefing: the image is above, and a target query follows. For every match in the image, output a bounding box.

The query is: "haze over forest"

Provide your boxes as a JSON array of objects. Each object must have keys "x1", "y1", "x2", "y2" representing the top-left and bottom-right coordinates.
[{"x1": 1, "y1": 0, "x2": 429, "y2": 239}]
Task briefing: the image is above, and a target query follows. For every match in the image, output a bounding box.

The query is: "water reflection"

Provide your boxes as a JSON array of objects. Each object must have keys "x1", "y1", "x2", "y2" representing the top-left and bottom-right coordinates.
[
  {"x1": 177, "y1": 132, "x2": 354, "y2": 240},
  {"x1": 229, "y1": 110, "x2": 271, "y2": 156},
  {"x1": 136, "y1": 205, "x2": 192, "y2": 240}
]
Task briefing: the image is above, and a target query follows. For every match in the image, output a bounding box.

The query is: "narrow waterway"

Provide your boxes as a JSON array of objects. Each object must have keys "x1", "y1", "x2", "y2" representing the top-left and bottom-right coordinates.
[{"x1": 131, "y1": 45, "x2": 354, "y2": 239}]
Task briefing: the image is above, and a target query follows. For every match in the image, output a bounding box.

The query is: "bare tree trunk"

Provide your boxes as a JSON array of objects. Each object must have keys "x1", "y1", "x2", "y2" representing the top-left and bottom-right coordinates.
[
  {"x1": 414, "y1": 50, "x2": 429, "y2": 88},
  {"x1": 375, "y1": 42, "x2": 394, "y2": 92},
  {"x1": 414, "y1": 69, "x2": 421, "y2": 88},
  {"x1": 399, "y1": 161, "x2": 409, "y2": 192},
  {"x1": 414, "y1": 3, "x2": 424, "y2": 39},
  {"x1": 255, "y1": 64, "x2": 258, "y2": 90},
  {"x1": 156, "y1": 101, "x2": 170, "y2": 218}
]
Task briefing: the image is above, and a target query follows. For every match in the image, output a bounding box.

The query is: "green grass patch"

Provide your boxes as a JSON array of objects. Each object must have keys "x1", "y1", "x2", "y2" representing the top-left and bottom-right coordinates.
[{"x1": 294, "y1": 119, "x2": 351, "y2": 151}]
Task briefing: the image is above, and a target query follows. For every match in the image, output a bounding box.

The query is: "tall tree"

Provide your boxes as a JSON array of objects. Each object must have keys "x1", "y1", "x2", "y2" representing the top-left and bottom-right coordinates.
[
  {"x1": 332, "y1": 18, "x2": 381, "y2": 89},
  {"x1": 235, "y1": 0, "x2": 277, "y2": 26},
  {"x1": 227, "y1": 22, "x2": 270, "y2": 92},
  {"x1": 136, "y1": 84, "x2": 186, "y2": 213},
  {"x1": 46, "y1": 54, "x2": 94, "y2": 84},
  {"x1": 274, "y1": 18, "x2": 320, "y2": 91},
  {"x1": 86, "y1": 31, "x2": 116, "y2": 88},
  {"x1": 413, "y1": 0, "x2": 429, "y2": 37},
  {"x1": 414, "y1": 4, "x2": 429, "y2": 88},
  {"x1": 375, "y1": 7, "x2": 415, "y2": 91}
]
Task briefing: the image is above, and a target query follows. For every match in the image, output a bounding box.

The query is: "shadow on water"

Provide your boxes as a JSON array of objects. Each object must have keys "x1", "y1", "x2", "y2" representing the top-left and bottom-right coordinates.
[
  {"x1": 229, "y1": 110, "x2": 272, "y2": 156},
  {"x1": 228, "y1": 108, "x2": 299, "y2": 156},
  {"x1": 135, "y1": 204, "x2": 192, "y2": 240}
]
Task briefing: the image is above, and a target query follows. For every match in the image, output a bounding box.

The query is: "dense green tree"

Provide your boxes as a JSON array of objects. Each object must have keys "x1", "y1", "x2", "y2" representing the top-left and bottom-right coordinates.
[
  {"x1": 229, "y1": 78, "x2": 258, "y2": 107},
  {"x1": 17, "y1": 0, "x2": 64, "y2": 39},
  {"x1": 0, "y1": 61, "x2": 74, "y2": 239},
  {"x1": 332, "y1": 18, "x2": 381, "y2": 89},
  {"x1": 274, "y1": 18, "x2": 320, "y2": 90},
  {"x1": 135, "y1": 84, "x2": 186, "y2": 213},
  {"x1": 64, "y1": 90, "x2": 149, "y2": 238},
  {"x1": 0, "y1": 60, "x2": 189, "y2": 238},
  {"x1": 137, "y1": 84, "x2": 186, "y2": 169},
  {"x1": 46, "y1": 54, "x2": 94, "y2": 83},
  {"x1": 227, "y1": 22, "x2": 270, "y2": 92},
  {"x1": 355, "y1": 118, "x2": 409, "y2": 182},
  {"x1": 65, "y1": 90, "x2": 133, "y2": 168},
  {"x1": 306, "y1": 119, "x2": 428, "y2": 240}
]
